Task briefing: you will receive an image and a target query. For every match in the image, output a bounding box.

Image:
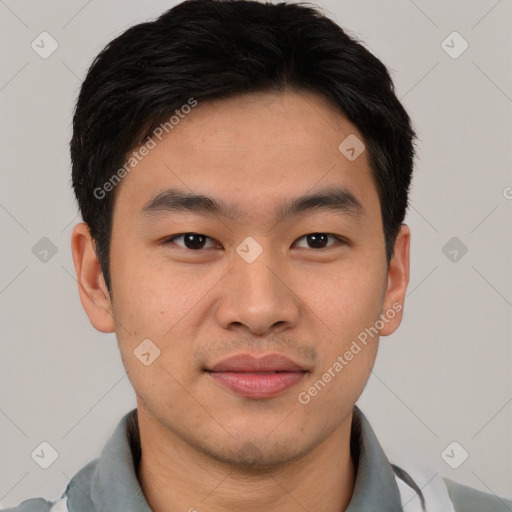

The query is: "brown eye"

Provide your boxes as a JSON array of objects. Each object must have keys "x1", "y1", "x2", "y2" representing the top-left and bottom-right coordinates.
[
  {"x1": 164, "y1": 233, "x2": 220, "y2": 250},
  {"x1": 293, "y1": 233, "x2": 343, "y2": 249}
]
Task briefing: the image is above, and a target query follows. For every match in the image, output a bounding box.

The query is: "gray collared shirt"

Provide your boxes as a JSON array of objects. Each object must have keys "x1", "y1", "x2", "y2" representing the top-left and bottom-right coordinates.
[
  {"x1": 6, "y1": 406, "x2": 512, "y2": 511},
  {"x1": 64, "y1": 405, "x2": 404, "y2": 511}
]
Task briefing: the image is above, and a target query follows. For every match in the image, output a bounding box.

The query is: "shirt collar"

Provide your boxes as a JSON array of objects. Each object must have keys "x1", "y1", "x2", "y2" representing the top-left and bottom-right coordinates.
[
  {"x1": 347, "y1": 405, "x2": 403, "y2": 511},
  {"x1": 65, "y1": 405, "x2": 402, "y2": 512}
]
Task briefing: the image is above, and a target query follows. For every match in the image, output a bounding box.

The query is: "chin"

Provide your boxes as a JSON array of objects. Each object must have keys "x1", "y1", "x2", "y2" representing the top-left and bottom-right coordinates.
[{"x1": 194, "y1": 435, "x2": 314, "y2": 472}]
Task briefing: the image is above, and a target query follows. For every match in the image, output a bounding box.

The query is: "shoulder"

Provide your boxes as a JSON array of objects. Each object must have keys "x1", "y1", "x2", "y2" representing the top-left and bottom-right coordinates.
[
  {"x1": 388, "y1": 454, "x2": 512, "y2": 512},
  {"x1": 2, "y1": 496, "x2": 68, "y2": 512},
  {"x1": 444, "y1": 477, "x2": 512, "y2": 512},
  {"x1": 2, "y1": 498, "x2": 53, "y2": 511}
]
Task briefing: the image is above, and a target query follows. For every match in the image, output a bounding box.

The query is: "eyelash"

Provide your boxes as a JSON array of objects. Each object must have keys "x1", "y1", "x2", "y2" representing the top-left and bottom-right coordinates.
[{"x1": 161, "y1": 233, "x2": 348, "y2": 251}]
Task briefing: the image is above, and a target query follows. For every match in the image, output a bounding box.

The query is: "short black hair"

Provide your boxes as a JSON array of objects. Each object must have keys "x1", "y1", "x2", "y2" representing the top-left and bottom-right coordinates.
[{"x1": 71, "y1": 0, "x2": 415, "y2": 295}]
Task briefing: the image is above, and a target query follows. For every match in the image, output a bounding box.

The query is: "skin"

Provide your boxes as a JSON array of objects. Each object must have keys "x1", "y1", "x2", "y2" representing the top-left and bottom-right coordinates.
[{"x1": 71, "y1": 89, "x2": 410, "y2": 512}]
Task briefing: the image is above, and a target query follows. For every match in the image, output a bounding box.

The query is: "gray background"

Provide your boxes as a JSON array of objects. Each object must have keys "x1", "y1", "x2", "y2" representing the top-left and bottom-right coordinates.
[{"x1": 1, "y1": 0, "x2": 511, "y2": 508}]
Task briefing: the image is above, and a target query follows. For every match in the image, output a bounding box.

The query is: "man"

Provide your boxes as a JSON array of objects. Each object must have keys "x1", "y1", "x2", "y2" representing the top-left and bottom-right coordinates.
[{"x1": 6, "y1": 0, "x2": 511, "y2": 511}]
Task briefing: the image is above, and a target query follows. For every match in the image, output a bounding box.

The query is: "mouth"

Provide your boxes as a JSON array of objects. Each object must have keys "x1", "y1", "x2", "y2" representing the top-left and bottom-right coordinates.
[{"x1": 204, "y1": 353, "x2": 308, "y2": 399}]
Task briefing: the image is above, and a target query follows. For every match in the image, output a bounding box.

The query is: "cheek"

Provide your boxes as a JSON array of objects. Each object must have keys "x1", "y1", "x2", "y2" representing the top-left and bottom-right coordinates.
[
  {"x1": 110, "y1": 266, "x2": 197, "y2": 408},
  {"x1": 304, "y1": 264, "x2": 385, "y2": 336},
  {"x1": 111, "y1": 253, "x2": 187, "y2": 327},
  {"x1": 110, "y1": 256, "x2": 215, "y2": 373},
  {"x1": 297, "y1": 269, "x2": 383, "y2": 412}
]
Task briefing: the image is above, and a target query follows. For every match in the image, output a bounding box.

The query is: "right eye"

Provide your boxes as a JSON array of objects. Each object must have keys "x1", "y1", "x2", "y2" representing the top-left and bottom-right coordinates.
[{"x1": 162, "y1": 233, "x2": 222, "y2": 251}]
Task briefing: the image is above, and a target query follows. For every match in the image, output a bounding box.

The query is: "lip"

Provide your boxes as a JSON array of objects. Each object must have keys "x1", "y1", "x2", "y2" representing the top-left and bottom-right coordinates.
[
  {"x1": 208, "y1": 353, "x2": 306, "y2": 373},
  {"x1": 205, "y1": 353, "x2": 308, "y2": 399}
]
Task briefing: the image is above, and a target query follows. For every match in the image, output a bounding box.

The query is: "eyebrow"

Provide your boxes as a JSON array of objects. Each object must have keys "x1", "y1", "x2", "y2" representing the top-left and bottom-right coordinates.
[{"x1": 140, "y1": 185, "x2": 364, "y2": 223}]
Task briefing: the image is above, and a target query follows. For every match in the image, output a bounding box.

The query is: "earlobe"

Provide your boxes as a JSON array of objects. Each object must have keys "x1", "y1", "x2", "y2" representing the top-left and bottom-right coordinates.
[
  {"x1": 379, "y1": 224, "x2": 410, "y2": 337},
  {"x1": 71, "y1": 222, "x2": 116, "y2": 333}
]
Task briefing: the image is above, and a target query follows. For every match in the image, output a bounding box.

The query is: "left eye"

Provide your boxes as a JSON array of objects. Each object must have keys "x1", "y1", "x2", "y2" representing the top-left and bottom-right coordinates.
[{"x1": 293, "y1": 233, "x2": 343, "y2": 249}]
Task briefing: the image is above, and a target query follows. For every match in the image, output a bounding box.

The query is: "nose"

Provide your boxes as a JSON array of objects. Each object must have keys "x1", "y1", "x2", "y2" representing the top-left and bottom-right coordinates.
[{"x1": 214, "y1": 249, "x2": 300, "y2": 336}]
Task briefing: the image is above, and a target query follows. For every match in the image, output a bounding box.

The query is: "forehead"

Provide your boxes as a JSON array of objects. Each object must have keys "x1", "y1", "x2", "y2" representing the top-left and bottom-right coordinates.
[{"x1": 114, "y1": 89, "x2": 380, "y2": 223}]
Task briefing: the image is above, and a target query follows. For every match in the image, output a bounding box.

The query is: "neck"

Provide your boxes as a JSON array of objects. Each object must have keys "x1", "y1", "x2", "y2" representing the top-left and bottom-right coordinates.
[{"x1": 136, "y1": 408, "x2": 356, "y2": 512}]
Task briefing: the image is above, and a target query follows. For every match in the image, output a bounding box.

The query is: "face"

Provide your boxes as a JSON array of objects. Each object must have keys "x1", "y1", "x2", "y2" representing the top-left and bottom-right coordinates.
[{"x1": 73, "y1": 89, "x2": 409, "y2": 468}]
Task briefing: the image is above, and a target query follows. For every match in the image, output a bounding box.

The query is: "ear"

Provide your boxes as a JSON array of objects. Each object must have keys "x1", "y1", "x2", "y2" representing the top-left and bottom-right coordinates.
[
  {"x1": 71, "y1": 222, "x2": 115, "y2": 333},
  {"x1": 379, "y1": 224, "x2": 410, "y2": 336}
]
